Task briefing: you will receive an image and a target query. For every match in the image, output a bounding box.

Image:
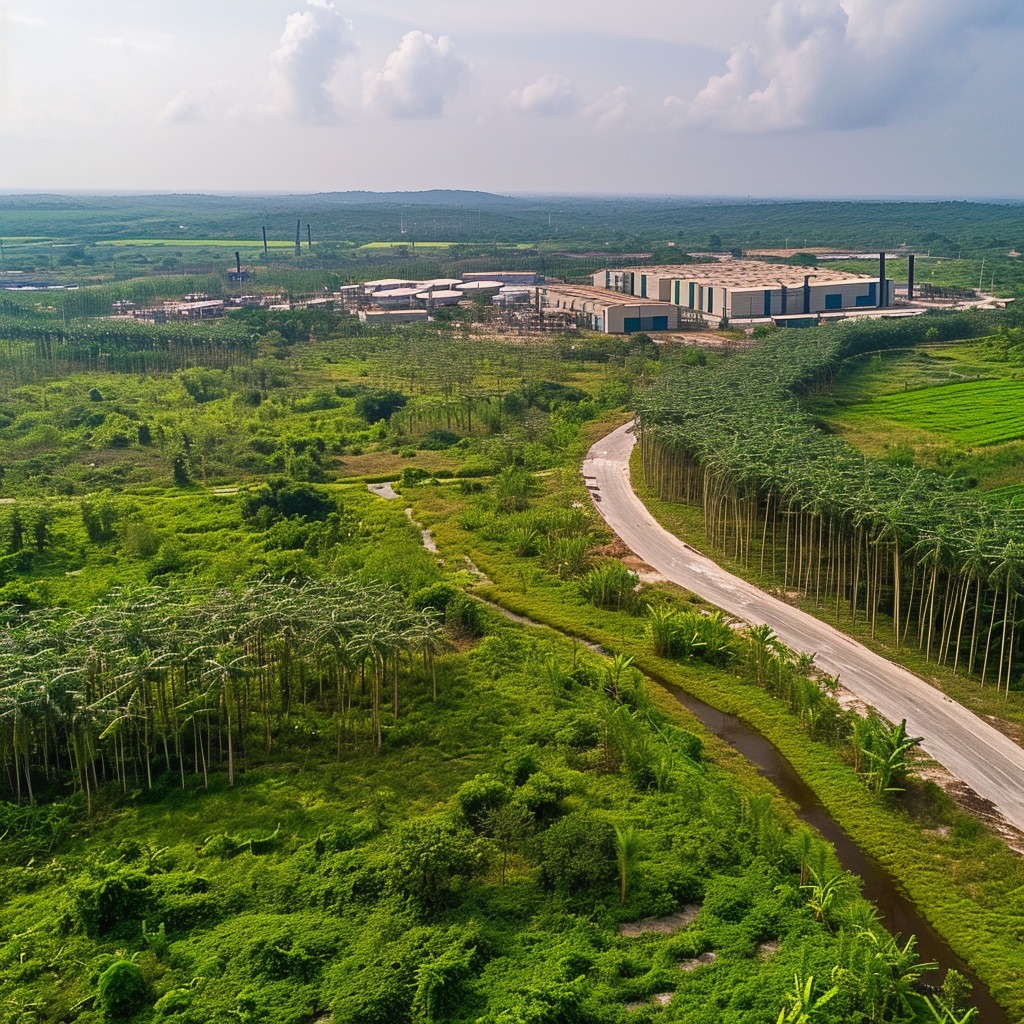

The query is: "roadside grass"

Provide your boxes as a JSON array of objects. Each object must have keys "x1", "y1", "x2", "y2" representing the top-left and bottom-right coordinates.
[{"x1": 408, "y1": 472, "x2": 1024, "y2": 1020}]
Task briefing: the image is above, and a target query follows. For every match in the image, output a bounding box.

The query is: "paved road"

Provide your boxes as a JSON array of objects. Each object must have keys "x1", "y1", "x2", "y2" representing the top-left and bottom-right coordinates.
[{"x1": 583, "y1": 422, "x2": 1024, "y2": 832}]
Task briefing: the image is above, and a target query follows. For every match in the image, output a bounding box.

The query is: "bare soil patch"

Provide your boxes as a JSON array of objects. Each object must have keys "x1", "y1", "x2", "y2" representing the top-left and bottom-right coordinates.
[{"x1": 618, "y1": 906, "x2": 700, "y2": 937}]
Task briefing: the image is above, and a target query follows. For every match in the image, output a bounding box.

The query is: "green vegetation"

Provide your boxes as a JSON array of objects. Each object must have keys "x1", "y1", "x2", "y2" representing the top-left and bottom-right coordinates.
[
  {"x1": 638, "y1": 310, "x2": 1024, "y2": 699},
  {"x1": 2, "y1": 203, "x2": 1024, "y2": 1021}
]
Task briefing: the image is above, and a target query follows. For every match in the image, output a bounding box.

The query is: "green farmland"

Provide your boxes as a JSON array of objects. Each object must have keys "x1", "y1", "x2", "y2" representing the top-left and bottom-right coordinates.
[
  {"x1": 838, "y1": 378, "x2": 1024, "y2": 447},
  {"x1": 95, "y1": 239, "x2": 297, "y2": 248}
]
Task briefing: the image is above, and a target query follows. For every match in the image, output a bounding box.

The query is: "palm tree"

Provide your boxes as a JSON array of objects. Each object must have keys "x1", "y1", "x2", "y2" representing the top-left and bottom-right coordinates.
[{"x1": 614, "y1": 825, "x2": 642, "y2": 905}]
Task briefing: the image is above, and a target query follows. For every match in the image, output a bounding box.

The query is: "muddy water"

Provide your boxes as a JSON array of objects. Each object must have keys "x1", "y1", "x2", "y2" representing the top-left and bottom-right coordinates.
[
  {"x1": 475, "y1": 598, "x2": 1010, "y2": 1022},
  {"x1": 665, "y1": 682, "x2": 1011, "y2": 1024}
]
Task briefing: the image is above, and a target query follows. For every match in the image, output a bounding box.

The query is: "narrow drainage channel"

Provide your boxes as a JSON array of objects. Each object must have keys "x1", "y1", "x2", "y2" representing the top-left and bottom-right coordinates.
[
  {"x1": 476, "y1": 597, "x2": 1010, "y2": 1023},
  {"x1": 663, "y1": 681, "x2": 1009, "y2": 1024}
]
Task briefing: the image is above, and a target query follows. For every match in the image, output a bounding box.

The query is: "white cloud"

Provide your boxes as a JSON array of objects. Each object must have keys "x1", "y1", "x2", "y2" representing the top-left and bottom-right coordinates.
[
  {"x1": 510, "y1": 75, "x2": 581, "y2": 117},
  {"x1": 667, "y1": 0, "x2": 1024, "y2": 132},
  {"x1": 7, "y1": 11, "x2": 48, "y2": 29},
  {"x1": 159, "y1": 91, "x2": 211, "y2": 125},
  {"x1": 96, "y1": 31, "x2": 173, "y2": 55},
  {"x1": 582, "y1": 86, "x2": 631, "y2": 129},
  {"x1": 363, "y1": 31, "x2": 466, "y2": 120},
  {"x1": 268, "y1": 0, "x2": 355, "y2": 122}
]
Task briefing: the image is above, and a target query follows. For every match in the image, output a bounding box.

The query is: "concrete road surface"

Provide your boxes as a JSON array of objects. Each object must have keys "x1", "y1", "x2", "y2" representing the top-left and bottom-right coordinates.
[{"x1": 583, "y1": 422, "x2": 1024, "y2": 832}]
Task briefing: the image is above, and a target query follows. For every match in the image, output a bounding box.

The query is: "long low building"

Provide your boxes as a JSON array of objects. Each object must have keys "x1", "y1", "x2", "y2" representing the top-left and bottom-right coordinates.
[
  {"x1": 542, "y1": 284, "x2": 704, "y2": 334},
  {"x1": 594, "y1": 258, "x2": 895, "y2": 319}
]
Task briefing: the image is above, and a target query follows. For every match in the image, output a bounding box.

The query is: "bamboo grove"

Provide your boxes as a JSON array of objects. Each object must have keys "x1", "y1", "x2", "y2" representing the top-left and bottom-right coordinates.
[
  {"x1": 638, "y1": 309, "x2": 1024, "y2": 694},
  {"x1": 0, "y1": 579, "x2": 443, "y2": 810}
]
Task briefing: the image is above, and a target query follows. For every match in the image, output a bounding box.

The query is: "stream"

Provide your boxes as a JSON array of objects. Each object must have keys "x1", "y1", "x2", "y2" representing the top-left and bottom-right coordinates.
[{"x1": 477, "y1": 599, "x2": 1010, "y2": 1023}]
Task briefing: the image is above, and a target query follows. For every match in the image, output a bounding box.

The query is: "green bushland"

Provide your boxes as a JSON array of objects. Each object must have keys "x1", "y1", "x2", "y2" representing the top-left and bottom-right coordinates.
[
  {"x1": 0, "y1": 600, "x2": 977, "y2": 1024},
  {"x1": 406, "y1": 438, "x2": 1022, "y2": 1020},
  {"x1": 0, "y1": 282, "x2": 1011, "y2": 1023}
]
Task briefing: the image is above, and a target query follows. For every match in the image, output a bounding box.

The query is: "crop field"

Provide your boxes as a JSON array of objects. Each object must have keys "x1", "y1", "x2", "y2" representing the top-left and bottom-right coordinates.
[{"x1": 838, "y1": 377, "x2": 1024, "y2": 447}]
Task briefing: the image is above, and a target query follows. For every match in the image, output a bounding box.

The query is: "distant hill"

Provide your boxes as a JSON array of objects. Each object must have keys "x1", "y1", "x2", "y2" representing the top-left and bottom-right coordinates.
[{"x1": 314, "y1": 190, "x2": 517, "y2": 206}]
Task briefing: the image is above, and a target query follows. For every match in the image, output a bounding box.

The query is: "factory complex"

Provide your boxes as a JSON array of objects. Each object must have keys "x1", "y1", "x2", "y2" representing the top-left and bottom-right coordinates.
[{"x1": 590, "y1": 254, "x2": 900, "y2": 328}]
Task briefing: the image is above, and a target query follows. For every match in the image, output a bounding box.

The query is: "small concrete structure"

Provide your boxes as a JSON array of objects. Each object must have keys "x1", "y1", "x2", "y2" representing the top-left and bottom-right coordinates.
[{"x1": 358, "y1": 309, "x2": 430, "y2": 325}]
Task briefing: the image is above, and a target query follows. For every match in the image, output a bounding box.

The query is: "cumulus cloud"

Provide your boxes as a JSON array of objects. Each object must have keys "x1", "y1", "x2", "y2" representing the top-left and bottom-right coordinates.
[
  {"x1": 269, "y1": 0, "x2": 355, "y2": 122},
  {"x1": 363, "y1": 31, "x2": 466, "y2": 119},
  {"x1": 667, "y1": 0, "x2": 1024, "y2": 132},
  {"x1": 159, "y1": 91, "x2": 212, "y2": 125},
  {"x1": 582, "y1": 86, "x2": 632, "y2": 128},
  {"x1": 510, "y1": 75, "x2": 582, "y2": 117}
]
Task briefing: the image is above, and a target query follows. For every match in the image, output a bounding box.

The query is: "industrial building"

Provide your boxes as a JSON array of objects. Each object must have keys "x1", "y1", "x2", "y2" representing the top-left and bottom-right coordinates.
[
  {"x1": 541, "y1": 284, "x2": 704, "y2": 334},
  {"x1": 594, "y1": 256, "x2": 896, "y2": 321}
]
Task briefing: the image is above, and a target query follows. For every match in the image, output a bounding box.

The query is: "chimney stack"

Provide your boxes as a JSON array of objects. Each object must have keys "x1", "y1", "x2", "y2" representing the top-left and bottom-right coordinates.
[
  {"x1": 295, "y1": 220, "x2": 302, "y2": 258},
  {"x1": 235, "y1": 251, "x2": 241, "y2": 276},
  {"x1": 878, "y1": 251, "x2": 886, "y2": 308},
  {"x1": 307, "y1": 224, "x2": 312, "y2": 251},
  {"x1": 907, "y1": 254, "x2": 915, "y2": 302},
  {"x1": 262, "y1": 227, "x2": 268, "y2": 257}
]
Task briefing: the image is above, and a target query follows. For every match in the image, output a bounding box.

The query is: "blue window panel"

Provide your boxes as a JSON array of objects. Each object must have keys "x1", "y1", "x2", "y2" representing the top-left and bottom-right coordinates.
[
  {"x1": 764, "y1": 290, "x2": 772, "y2": 316},
  {"x1": 689, "y1": 282, "x2": 695, "y2": 309},
  {"x1": 623, "y1": 317, "x2": 641, "y2": 333},
  {"x1": 651, "y1": 316, "x2": 669, "y2": 331},
  {"x1": 640, "y1": 275, "x2": 647, "y2": 299},
  {"x1": 825, "y1": 294, "x2": 842, "y2": 310}
]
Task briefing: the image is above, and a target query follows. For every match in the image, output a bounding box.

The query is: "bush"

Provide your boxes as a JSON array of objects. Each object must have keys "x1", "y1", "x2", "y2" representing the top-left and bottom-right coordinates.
[
  {"x1": 411, "y1": 581, "x2": 460, "y2": 616},
  {"x1": 97, "y1": 960, "x2": 148, "y2": 1019},
  {"x1": 578, "y1": 560, "x2": 641, "y2": 613},
  {"x1": 541, "y1": 812, "x2": 616, "y2": 901},
  {"x1": 387, "y1": 814, "x2": 484, "y2": 906},
  {"x1": 447, "y1": 594, "x2": 487, "y2": 637},
  {"x1": 240, "y1": 479, "x2": 335, "y2": 523},
  {"x1": 457, "y1": 773, "x2": 512, "y2": 831}
]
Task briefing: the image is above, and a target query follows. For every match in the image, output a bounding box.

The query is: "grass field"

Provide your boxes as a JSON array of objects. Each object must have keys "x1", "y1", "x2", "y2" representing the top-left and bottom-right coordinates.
[
  {"x1": 356, "y1": 241, "x2": 534, "y2": 250},
  {"x1": 839, "y1": 377, "x2": 1024, "y2": 446},
  {"x1": 95, "y1": 239, "x2": 297, "y2": 248}
]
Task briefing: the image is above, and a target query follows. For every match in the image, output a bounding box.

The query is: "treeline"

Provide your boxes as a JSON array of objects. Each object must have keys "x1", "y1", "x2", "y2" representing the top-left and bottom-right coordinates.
[
  {"x1": 0, "y1": 315, "x2": 257, "y2": 376},
  {"x1": 638, "y1": 309, "x2": 1024, "y2": 691},
  {"x1": 0, "y1": 580, "x2": 442, "y2": 811}
]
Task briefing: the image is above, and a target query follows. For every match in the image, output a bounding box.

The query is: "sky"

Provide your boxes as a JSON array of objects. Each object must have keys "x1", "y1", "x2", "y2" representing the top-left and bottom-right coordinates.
[{"x1": 0, "y1": 0, "x2": 1022, "y2": 197}]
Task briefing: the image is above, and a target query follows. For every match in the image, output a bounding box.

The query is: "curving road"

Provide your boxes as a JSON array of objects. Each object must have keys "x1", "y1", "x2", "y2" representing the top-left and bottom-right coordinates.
[{"x1": 583, "y1": 422, "x2": 1024, "y2": 832}]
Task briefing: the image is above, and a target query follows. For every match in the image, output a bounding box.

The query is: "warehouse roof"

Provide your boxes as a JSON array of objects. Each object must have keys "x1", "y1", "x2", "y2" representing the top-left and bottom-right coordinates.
[{"x1": 612, "y1": 260, "x2": 879, "y2": 290}]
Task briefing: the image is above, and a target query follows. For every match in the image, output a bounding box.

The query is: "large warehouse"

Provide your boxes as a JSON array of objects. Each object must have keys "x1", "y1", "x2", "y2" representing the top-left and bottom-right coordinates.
[{"x1": 594, "y1": 257, "x2": 895, "y2": 320}]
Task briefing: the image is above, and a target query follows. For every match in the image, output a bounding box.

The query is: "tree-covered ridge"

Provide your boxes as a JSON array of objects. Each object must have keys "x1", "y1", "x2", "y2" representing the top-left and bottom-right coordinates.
[{"x1": 637, "y1": 309, "x2": 1024, "y2": 690}]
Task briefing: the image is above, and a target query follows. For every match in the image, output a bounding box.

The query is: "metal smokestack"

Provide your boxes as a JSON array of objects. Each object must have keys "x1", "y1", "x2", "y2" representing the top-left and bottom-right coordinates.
[
  {"x1": 907, "y1": 254, "x2": 915, "y2": 302},
  {"x1": 307, "y1": 224, "x2": 312, "y2": 251},
  {"x1": 262, "y1": 227, "x2": 268, "y2": 257},
  {"x1": 235, "y1": 251, "x2": 241, "y2": 276},
  {"x1": 295, "y1": 221, "x2": 302, "y2": 258},
  {"x1": 878, "y1": 251, "x2": 886, "y2": 308}
]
